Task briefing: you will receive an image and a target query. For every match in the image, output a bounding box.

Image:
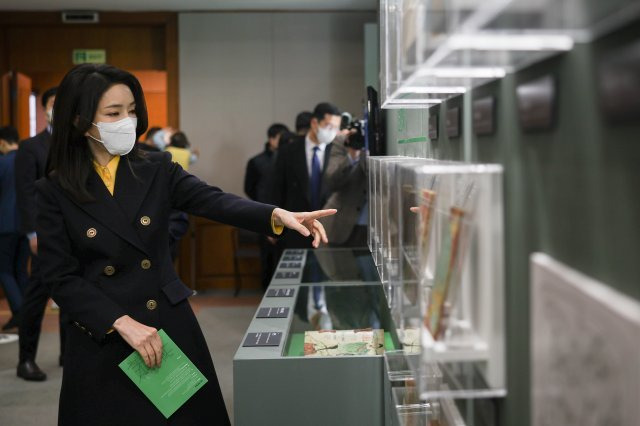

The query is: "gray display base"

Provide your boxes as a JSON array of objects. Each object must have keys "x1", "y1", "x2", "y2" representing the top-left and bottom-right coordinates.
[{"x1": 234, "y1": 249, "x2": 394, "y2": 426}]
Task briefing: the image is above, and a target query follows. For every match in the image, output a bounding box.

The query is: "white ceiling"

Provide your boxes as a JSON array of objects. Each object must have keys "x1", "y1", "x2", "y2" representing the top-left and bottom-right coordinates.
[{"x1": 0, "y1": 0, "x2": 378, "y2": 11}]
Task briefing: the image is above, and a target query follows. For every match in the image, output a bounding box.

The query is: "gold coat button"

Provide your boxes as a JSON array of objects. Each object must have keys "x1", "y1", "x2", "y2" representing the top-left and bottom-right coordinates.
[
  {"x1": 141, "y1": 259, "x2": 151, "y2": 270},
  {"x1": 146, "y1": 299, "x2": 157, "y2": 310},
  {"x1": 104, "y1": 265, "x2": 115, "y2": 276},
  {"x1": 140, "y1": 216, "x2": 151, "y2": 226},
  {"x1": 87, "y1": 228, "x2": 97, "y2": 238}
]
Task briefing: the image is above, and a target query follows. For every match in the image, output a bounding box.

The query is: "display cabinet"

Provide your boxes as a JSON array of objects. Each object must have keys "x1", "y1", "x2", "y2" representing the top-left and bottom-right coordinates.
[
  {"x1": 369, "y1": 156, "x2": 407, "y2": 268},
  {"x1": 393, "y1": 163, "x2": 506, "y2": 402},
  {"x1": 380, "y1": 0, "x2": 640, "y2": 107},
  {"x1": 234, "y1": 248, "x2": 397, "y2": 426}
]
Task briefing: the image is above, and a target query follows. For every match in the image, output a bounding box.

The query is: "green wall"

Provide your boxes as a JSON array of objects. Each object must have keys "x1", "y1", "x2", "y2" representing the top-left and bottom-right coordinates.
[{"x1": 384, "y1": 20, "x2": 640, "y2": 426}]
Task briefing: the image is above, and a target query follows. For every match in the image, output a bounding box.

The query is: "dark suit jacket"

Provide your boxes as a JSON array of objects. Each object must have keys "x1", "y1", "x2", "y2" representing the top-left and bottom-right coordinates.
[
  {"x1": 15, "y1": 129, "x2": 51, "y2": 234},
  {"x1": 271, "y1": 135, "x2": 333, "y2": 248},
  {"x1": 35, "y1": 152, "x2": 275, "y2": 425},
  {"x1": 0, "y1": 151, "x2": 20, "y2": 233},
  {"x1": 244, "y1": 142, "x2": 276, "y2": 202}
]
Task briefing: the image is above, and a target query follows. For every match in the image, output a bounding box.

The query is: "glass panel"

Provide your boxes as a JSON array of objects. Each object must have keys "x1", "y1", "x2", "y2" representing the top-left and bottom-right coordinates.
[
  {"x1": 283, "y1": 284, "x2": 401, "y2": 357},
  {"x1": 300, "y1": 248, "x2": 379, "y2": 283}
]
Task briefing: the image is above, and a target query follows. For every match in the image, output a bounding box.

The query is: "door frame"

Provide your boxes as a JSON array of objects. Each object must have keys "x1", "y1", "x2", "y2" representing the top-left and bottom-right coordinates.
[{"x1": 0, "y1": 11, "x2": 179, "y2": 128}]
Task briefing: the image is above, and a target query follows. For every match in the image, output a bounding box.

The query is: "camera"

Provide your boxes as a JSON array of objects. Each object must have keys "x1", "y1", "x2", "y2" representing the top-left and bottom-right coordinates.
[{"x1": 340, "y1": 112, "x2": 366, "y2": 150}]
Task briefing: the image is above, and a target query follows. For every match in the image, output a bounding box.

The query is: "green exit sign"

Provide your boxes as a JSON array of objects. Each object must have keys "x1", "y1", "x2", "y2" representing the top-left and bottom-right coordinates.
[{"x1": 72, "y1": 49, "x2": 106, "y2": 64}]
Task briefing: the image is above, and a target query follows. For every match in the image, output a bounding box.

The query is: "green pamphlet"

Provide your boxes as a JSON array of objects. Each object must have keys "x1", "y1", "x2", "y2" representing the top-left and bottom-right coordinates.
[{"x1": 118, "y1": 329, "x2": 208, "y2": 418}]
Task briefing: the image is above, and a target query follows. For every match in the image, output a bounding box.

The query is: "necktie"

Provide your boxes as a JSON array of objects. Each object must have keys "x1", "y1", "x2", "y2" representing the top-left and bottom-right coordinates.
[{"x1": 310, "y1": 146, "x2": 321, "y2": 210}]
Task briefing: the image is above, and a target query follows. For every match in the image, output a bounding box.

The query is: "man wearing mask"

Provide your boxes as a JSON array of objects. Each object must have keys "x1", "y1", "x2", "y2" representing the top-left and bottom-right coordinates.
[
  {"x1": 14, "y1": 86, "x2": 64, "y2": 381},
  {"x1": 271, "y1": 103, "x2": 341, "y2": 250},
  {"x1": 245, "y1": 123, "x2": 289, "y2": 288}
]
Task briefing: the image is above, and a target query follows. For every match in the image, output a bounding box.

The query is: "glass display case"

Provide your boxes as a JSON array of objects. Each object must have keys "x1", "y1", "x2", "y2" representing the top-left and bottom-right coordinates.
[
  {"x1": 380, "y1": 0, "x2": 640, "y2": 107},
  {"x1": 234, "y1": 249, "x2": 394, "y2": 426},
  {"x1": 395, "y1": 163, "x2": 506, "y2": 401},
  {"x1": 369, "y1": 156, "x2": 407, "y2": 268}
]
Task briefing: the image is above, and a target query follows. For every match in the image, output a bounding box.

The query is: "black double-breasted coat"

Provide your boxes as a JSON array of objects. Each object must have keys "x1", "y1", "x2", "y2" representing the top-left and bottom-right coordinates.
[{"x1": 35, "y1": 152, "x2": 277, "y2": 425}]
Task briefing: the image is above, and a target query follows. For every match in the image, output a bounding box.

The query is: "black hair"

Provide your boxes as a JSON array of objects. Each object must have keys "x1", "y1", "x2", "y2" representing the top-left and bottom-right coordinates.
[
  {"x1": 169, "y1": 131, "x2": 190, "y2": 149},
  {"x1": 0, "y1": 126, "x2": 19, "y2": 144},
  {"x1": 311, "y1": 102, "x2": 341, "y2": 122},
  {"x1": 47, "y1": 64, "x2": 148, "y2": 202},
  {"x1": 41, "y1": 86, "x2": 58, "y2": 109},
  {"x1": 278, "y1": 131, "x2": 296, "y2": 147},
  {"x1": 295, "y1": 111, "x2": 312, "y2": 132},
  {"x1": 267, "y1": 123, "x2": 289, "y2": 139},
  {"x1": 145, "y1": 126, "x2": 162, "y2": 141}
]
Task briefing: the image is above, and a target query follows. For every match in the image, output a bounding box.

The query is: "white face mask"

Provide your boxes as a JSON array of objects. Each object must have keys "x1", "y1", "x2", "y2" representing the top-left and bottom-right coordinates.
[
  {"x1": 89, "y1": 117, "x2": 138, "y2": 156},
  {"x1": 316, "y1": 125, "x2": 337, "y2": 145}
]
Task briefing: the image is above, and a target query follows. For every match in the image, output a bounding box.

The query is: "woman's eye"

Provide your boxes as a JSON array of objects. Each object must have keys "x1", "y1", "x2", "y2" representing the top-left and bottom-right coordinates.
[
  {"x1": 107, "y1": 112, "x2": 119, "y2": 117},
  {"x1": 128, "y1": 110, "x2": 137, "y2": 116}
]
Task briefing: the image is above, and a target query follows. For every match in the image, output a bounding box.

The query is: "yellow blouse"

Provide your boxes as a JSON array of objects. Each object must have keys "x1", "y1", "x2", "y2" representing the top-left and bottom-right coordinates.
[
  {"x1": 92, "y1": 155, "x2": 282, "y2": 234},
  {"x1": 92, "y1": 155, "x2": 120, "y2": 196}
]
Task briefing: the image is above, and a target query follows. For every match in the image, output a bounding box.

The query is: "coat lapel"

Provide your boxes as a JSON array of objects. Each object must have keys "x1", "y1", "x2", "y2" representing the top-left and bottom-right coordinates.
[
  {"x1": 77, "y1": 169, "x2": 149, "y2": 255},
  {"x1": 113, "y1": 156, "x2": 159, "y2": 224}
]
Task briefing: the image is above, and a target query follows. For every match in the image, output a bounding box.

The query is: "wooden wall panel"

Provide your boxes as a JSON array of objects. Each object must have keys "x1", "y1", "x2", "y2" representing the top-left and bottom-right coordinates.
[
  {"x1": 190, "y1": 218, "x2": 261, "y2": 291},
  {"x1": 0, "y1": 12, "x2": 179, "y2": 126}
]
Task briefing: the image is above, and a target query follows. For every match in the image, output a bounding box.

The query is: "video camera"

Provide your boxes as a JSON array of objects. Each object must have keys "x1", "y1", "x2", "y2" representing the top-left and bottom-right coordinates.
[{"x1": 340, "y1": 112, "x2": 366, "y2": 150}]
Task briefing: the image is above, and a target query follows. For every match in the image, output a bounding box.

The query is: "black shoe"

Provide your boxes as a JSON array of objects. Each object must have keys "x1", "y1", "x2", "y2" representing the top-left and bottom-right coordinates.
[
  {"x1": 17, "y1": 360, "x2": 47, "y2": 381},
  {"x1": 2, "y1": 316, "x2": 19, "y2": 332}
]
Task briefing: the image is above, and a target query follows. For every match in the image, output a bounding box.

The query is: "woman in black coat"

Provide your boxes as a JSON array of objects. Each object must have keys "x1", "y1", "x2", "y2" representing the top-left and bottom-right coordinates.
[{"x1": 36, "y1": 64, "x2": 335, "y2": 425}]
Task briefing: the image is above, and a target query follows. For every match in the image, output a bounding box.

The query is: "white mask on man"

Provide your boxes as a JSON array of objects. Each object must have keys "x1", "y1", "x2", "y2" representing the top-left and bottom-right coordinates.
[
  {"x1": 316, "y1": 125, "x2": 337, "y2": 145},
  {"x1": 88, "y1": 117, "x2": 138, "y2": 156}
]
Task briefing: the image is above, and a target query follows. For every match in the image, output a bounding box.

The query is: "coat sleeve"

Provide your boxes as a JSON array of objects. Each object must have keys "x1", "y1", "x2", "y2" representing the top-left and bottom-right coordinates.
[
  {"x1": 15, "y1": 142, "x2": 39, "y2": 234},
  {"x1": 166, "y1": 153, "x2": 277, "y2": 236},
  {"x1": 36, "y1": 180, "x2": 127, "y2": 341},
  {"x1": 323, "y1": 142, "x2": 367, "y2": 194}
]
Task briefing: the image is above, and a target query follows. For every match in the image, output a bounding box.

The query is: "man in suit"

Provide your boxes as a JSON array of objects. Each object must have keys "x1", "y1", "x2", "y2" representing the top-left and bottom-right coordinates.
[
  {"x1": 319, "y1": 133, "x2": 368, "y2": 247},
  {"x1": 0, "y1": 126, "x2": 29, "y2": 332},
  {"x1": 245, "y1": 123, "x2": 289, "y2": 288},
  {"x1": 271, "y1": 102, "x2": 342, "y2": 250},
  {"x1": 14, "y1": 86, "x2": 62, "y2": 381}
]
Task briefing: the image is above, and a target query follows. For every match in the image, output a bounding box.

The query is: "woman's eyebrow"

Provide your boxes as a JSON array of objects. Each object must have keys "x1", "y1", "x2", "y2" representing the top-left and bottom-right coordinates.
[{"x1": 103, "y1": 102, "x2": 136, "y2": 109}]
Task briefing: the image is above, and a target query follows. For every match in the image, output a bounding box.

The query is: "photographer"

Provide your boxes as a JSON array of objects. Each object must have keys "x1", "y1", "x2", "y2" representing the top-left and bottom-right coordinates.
[{"x1": 319, "y1": 113, "x2": 368, "y2": 247}]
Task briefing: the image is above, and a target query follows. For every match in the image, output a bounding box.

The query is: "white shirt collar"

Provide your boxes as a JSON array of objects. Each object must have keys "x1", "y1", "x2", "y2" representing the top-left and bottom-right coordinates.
[{"x1": 305, "y1": 133, "x2": 327, "y2": 153}]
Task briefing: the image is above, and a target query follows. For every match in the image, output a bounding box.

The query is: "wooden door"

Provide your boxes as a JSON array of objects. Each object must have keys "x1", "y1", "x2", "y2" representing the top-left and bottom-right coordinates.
[
  {"x1": 131, "y1": 70, "x2": 168, "y2": 129},
  {"x1": 13, "y1": 72, "x2": 32, "y2": 140},
  {"x1": 1, "y1": 72, "x2": 10, "y2": 125},
  {"x1": 1, "y1": 71, "x2": 31, "y2": 137}
]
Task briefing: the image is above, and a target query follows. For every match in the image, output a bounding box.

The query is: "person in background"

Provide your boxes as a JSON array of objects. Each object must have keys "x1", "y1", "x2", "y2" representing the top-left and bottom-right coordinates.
[
  {"x1": 167, "y1": 131, "x2": 199, "y2": 171},
  {"x1": 137, "y1": 126, "x2": 161, "y2": 152},
  {"x1": 271, "y1": 102, "x2": 341, "y2": 251},
  {"x1": 14, "y1": 86, "x2": 65, "y2": 381},
  {"x1": 295, "y1": 111, "x2": 312, "y2": 136},
  {"x1": 319, "y1": 128, "x2": 368, "y2": 247},
  {"x1": 244, "y1": 123, "x2": 290, "y2": 288},
  {"x1": 151, "y1": 126, "x2": 175, "y2": 151},
  {"x1": 0, "y1": 126, "x2": 29, "y2": 332}
]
